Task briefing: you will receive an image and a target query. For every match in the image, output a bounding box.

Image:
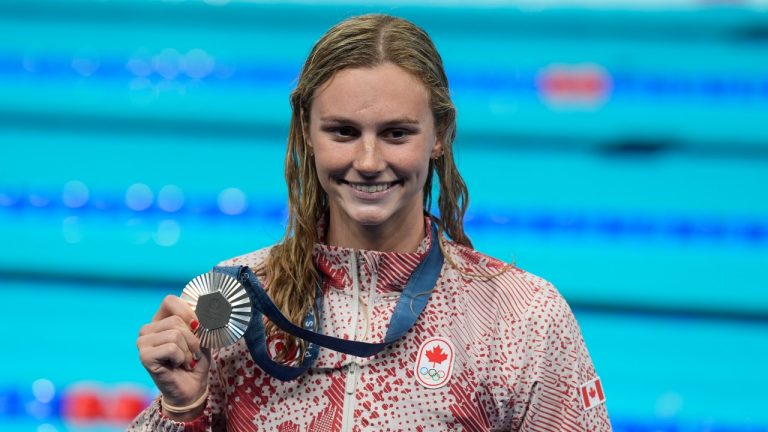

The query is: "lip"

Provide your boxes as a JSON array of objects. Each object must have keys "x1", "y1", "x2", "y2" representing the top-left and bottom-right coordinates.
[{"x1": 339, "y1": 179, "x2": 401, "y2": 200}]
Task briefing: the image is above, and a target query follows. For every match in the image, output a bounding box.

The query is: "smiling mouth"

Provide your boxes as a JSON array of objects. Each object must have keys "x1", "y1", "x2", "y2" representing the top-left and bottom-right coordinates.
[{"x1": 338, "y1": 179, "x2": 401, "y2": 193}]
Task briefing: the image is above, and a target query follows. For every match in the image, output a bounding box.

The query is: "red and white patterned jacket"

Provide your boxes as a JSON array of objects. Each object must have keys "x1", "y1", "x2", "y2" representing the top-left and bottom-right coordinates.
[{"x1": 130, "y1": 226, "x2": 611, "y2": 431}]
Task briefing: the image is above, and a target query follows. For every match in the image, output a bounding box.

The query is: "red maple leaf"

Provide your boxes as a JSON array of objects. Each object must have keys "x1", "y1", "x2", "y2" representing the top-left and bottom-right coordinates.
[
  {"x1": 425, "y1": 345, "x2": 448, "y2": 367},
  {"x1": 589, "y1": 388, "x2": 596, "y2": 398}
]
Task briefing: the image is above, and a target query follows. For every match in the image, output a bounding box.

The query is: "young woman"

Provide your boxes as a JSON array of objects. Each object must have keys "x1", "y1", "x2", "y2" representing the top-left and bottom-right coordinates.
[{"x1": 131, "y1": 14, "x2": 611, "y2": 431}]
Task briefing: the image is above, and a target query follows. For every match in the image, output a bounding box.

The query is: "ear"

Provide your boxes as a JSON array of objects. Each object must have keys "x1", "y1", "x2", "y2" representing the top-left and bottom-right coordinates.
[
  {"x1": 430, "y1": 135, "x2": 444, "y2": 159},
  {"x1": 300, "y1": 109, "x2": 313, "y2": 149}
]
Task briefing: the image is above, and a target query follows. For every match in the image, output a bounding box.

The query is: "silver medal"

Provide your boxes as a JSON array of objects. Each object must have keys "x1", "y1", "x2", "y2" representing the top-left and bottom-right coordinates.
[{"x1": 181, "y1": 271, "x2": 252, "y2": 349}]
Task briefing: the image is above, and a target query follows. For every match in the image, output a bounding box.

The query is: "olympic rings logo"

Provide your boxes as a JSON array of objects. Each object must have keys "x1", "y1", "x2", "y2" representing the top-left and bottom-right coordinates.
[{"x1": 419, "y1": 367, "x2": 446, "y2": 382}]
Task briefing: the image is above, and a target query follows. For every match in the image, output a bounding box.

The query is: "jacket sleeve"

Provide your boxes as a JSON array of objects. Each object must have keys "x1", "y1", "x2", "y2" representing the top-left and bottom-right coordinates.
[
  {"x1": 127, "y1": 349, "x2": 228, "y2": 432},
  {"x1": 517, "y1": 285, "x2": 612, "y2": 431}
]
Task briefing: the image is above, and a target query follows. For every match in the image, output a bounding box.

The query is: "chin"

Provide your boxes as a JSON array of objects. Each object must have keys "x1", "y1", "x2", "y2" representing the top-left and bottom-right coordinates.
[
  {"x1": 353, "y1": 214, "x2": 391, "y2": 227},
  {"x1": 346, "y1": 208, "x2": 394, "y2": 227},
  {"x1": 357, "y1": 218, "x2": 388, "y2": 227}
]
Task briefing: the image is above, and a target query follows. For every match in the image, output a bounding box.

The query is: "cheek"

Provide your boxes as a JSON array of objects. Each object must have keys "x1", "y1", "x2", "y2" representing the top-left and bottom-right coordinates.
[
  {"x1": 388, "y1": 149, "x2": 432, "y2": 179},
  {"x1": 314, "y1": 151, "x2": 343, "y2": 176},
  {"x1": 313, "y1": 163, "x2": 334, "y2": 196},
  {"x1": 312, "y1": 140, "x2": 335, "y2": 171},
  {"x1": 313, "y1": 151, "x2": 347, "y2": 196}
]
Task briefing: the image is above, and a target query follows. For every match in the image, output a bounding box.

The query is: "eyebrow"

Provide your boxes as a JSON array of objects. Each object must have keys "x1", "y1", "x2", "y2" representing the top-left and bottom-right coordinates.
[{"x1": 319, "y1": 116, "x2": 421, "y2": 127}]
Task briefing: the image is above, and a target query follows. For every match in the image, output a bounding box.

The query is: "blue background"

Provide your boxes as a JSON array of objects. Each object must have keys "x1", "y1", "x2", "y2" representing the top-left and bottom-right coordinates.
[{"x1": 1, "y1": 1, "x2": 767, "y2": 430}]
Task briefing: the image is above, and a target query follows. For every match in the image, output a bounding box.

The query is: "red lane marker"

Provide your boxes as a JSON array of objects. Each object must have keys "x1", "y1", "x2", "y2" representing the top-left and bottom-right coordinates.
[
  {"x1": 111, "y1": 390, "x2": 151, "y2": 423},
  {"x1": 538, "y1": 63, "x2": 612, "y2": 107},
  {"x1": 62, "y1": 388, "x2": 106, "y2": 422}
]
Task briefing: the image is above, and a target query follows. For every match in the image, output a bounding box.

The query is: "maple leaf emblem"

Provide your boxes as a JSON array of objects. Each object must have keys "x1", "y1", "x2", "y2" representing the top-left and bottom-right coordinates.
[
  {"x1": 589, "y1": 387, "x2": 597, "y2": 398},
  {"x1": 425, "y1": 345, "x2": 448, "y2": 368}
]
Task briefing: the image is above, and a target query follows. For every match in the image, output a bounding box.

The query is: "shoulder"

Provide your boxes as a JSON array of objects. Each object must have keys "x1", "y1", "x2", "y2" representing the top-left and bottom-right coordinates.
[
  {"x1": 441, "y1": 240, "x2": 566, "y2": 322},
  {"x1": 443, "y1": 241, "x2": 594, "y2": 369},
  {"x1": 215, "y1": 245, "x2": 274, "y2": 269}
]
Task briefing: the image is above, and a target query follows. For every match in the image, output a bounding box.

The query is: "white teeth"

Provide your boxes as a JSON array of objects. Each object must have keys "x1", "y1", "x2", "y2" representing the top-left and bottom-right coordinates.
[{"x1": 349, "y1": 182, "x2": 393, "y2": 193}]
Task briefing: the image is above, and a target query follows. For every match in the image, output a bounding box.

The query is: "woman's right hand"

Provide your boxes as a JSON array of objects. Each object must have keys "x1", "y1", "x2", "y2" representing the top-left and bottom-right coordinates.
[{"x1": 136, "y1": 295, "x2": 210, "y2": 421}]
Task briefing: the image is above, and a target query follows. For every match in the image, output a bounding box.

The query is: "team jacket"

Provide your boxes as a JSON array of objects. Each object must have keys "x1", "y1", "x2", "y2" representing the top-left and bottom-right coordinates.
[{"x1": 129, "y1": 226, "x2": 611, "y2": 431}]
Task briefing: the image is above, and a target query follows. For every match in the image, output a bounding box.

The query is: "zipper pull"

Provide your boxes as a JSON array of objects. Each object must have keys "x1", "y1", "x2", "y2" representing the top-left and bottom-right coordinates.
[{"x1": 345, "y1": 363, "x2": 360, "y2": 394}]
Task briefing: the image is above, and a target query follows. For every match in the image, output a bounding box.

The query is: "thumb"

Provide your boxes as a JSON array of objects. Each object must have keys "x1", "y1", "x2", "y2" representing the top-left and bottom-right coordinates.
[{"x1": 191, "y1": 347, "x2": 212, "y2": 372}]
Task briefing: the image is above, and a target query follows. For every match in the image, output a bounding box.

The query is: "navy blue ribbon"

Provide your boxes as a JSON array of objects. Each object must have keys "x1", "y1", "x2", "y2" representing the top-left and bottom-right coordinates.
[{"x1": 213, "y1": 222, "x2": 444, "y2": 381}]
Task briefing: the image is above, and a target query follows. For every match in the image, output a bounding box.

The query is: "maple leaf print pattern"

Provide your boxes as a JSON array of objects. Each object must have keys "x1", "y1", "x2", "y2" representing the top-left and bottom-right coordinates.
[
  {"x1": 127, "y1": 224, "x2": 611, "y2": 431},
  {"x1": 426, "y1": 345, "x2": 448, "y2": 367}
]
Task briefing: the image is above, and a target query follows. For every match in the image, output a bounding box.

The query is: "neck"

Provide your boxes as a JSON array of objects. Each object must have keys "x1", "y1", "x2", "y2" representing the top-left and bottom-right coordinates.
[{"x1": 326, "y1": 210, "x2": 426, "y2": 253}]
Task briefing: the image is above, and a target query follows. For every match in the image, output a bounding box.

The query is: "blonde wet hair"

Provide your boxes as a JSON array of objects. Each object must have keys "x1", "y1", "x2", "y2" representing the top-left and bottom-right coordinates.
[{"x1": 261, "y1": 14, "x2": 473, "y2": 360}]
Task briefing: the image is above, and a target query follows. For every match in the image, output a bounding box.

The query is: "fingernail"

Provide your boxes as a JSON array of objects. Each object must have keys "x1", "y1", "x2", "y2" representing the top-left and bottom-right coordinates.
[
  {"x1": 193, "y1": 351, "x2": 201, "y2": 361},
  {"x1": 190, "y1": 359, "x2": 197, "y2": 369},
  {"x1": 190, "y1": 320, "x2": 199, "y2": 331}
]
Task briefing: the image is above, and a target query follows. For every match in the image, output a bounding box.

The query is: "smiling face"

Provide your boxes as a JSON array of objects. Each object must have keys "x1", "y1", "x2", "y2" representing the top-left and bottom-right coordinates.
[{"x1": 306, "y1": 62, "x2": 443, "y2": 249}]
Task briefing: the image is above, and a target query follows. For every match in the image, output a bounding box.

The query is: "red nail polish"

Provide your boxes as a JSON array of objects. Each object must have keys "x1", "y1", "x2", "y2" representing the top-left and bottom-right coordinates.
[
  {"x1": 190, "y1": 320, "x2": 199, "y2": 331},
  {"x1": 190, "y1": 359, "x2": 197, "y2": 369}
]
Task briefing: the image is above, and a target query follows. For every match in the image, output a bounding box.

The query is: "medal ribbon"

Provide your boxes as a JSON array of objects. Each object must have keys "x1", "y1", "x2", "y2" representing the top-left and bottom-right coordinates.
[{"x1": 213, "y1": 222, "x2": 444, "y2": 381}]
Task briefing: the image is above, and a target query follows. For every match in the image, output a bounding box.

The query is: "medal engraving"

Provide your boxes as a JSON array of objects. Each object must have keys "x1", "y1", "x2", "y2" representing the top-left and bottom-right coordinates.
[
  {"x1": 181, "y1": 271, "x2": 252, "y2": 349},
  {"x1": 196, "y1": 292, "x2": 233, "y2": 330}
]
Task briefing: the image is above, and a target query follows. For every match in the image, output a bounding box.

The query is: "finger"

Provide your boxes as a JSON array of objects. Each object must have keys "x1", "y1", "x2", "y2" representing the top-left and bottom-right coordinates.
[
  {"x1": 138, "y1": 317, "x2": 202, "y2": 362},
  {"x1": 140, "y1": 315, "x2": 188, "y2": 339},
  {"x1": 138, "y1": 328, "x2": 191, "y2": 353},
  {"x1": 138, "y1": 329, "x2": 195, "y2": 370},
  {"x1": 139, "y1": 343, "x2": 188, "y2": 374},
  {"x1": 196, "y1": 347, "x2": 212, "y2": 367},
  {"x1": 153, "y1": 295, "x2": 197, "y2": 326}
]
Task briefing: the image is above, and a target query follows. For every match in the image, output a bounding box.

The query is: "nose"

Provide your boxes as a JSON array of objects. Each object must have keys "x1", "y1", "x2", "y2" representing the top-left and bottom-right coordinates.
[{"x1": 352, "y1": 133, "x2": 385, "y2": 175}]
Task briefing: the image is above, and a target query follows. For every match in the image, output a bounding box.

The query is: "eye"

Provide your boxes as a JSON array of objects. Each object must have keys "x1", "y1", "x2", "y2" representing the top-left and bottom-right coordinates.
[
  {"x1": 323, "y1": 125, "x2": 359, "y2": 140},
  {"x1": 337, "y1": 126, "x2": 356, "y2": 137},
  {"x1": 383, "y1": 128, "x2": 414, "y2": 141}
]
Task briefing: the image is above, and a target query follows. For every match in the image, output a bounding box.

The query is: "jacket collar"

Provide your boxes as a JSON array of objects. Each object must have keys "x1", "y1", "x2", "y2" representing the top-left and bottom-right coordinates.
[{"x1": 313, "y1": 216, "x2": 433, "y2": 294}]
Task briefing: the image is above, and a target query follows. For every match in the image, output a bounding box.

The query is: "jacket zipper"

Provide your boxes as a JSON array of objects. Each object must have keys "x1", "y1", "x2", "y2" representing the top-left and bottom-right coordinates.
[
  {"x1": 341, "y1": 251, "x2": 362, "y2": 432},
  {"x1": 342, "y1": 362, "x2": 360, "y2": 431}
]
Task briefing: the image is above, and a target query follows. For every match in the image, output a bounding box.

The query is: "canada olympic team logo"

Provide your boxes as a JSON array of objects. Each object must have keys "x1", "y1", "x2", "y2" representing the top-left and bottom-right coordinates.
[{"x1": 414, "y1": 337, "x2": 454, "y2": 389}]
